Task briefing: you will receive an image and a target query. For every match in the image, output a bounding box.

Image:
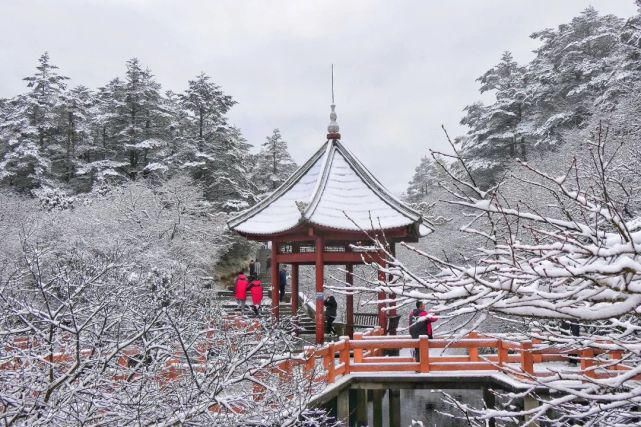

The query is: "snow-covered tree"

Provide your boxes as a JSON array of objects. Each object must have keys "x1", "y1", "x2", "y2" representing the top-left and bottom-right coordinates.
[
  {"x1": 253, "y1": 128, "x2": 297, "y2": 194},
  {"x1": 457, "y1": 8, "x2": 636, "y2": 187},
  {"x1": 180, "y1": 72, "x2": 235, "y2": 146},
  {"x1": 459, "y1": 52, "x2": 529, "y2": 184},
  {"x1": 189, "y1": 126, "x2": 257, "y2": 211},
  {"x1": 22, "y1": 52, "x2": 69, "y2": 148},
  {"x1": 0, "y1": 178, "x2": 328, "y2": 425},
  {"x1": 355, "y1": 126, "x2": 641, "y2": 425},
  {"x1": 117, "y1": 58, "x2": 164, "y2": 178}
]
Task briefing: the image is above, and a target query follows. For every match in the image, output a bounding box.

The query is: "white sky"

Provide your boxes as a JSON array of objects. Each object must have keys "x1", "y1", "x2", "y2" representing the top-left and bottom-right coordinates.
[{"x1": 1, "y1": 0, "x2": 638, "y2": 194}]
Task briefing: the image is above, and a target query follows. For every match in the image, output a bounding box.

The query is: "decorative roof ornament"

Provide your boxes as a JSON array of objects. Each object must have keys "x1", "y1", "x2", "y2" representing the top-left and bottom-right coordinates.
[
  {"x1": 327, "y1": 104, "x2": 340, "y2": 139},
  {"x1": 327, "y1": 64, "x2": 341, "y2": 140}
]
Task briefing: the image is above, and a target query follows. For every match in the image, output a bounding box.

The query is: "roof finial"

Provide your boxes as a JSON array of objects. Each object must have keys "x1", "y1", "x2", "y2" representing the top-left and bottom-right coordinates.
[{"x1": 327, "y1": 64, "x2": 341, "y2": 140}]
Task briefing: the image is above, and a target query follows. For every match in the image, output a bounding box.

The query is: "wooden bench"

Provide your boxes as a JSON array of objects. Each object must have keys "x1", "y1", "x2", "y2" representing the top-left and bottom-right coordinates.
[
  {"x1": 353, "y1": 313, "x2": 400, "y2": 334},
  {"x1": 354, "y1": 313, "x2": 379, "y2": 328}
]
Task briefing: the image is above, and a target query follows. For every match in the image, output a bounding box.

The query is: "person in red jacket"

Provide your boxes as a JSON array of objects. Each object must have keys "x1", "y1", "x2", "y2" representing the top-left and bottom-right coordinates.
[
  {"x1": 408, "y1": 301, "x2": 438, "y2": 361},
  {"x1": 248, "y1": 274, "x2": 263, "y2": 315},
  {"x1": 234, "y1": 271, "x2": 249, "y2": 312}
]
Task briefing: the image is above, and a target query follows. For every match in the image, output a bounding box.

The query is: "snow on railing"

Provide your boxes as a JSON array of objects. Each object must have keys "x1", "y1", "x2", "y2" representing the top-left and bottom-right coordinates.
[{"x1": 3, "y1": 322, "x2": 637, "y2": 411}]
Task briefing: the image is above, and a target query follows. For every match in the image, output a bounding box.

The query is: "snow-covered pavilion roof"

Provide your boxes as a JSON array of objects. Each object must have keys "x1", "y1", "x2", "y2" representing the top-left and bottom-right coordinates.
[{"x1": 227, "y1": 139, "x2": 432, "y2": 238}]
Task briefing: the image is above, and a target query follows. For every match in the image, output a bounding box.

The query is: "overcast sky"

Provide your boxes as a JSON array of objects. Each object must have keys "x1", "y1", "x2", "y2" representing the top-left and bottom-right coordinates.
[{"x1": 1, "y1": 0, "x2": 639, "y2": 193}]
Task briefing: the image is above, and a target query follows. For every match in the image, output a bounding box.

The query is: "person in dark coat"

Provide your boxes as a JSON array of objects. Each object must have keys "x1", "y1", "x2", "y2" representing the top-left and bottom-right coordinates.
[
  {"x1": 279, "y1": 267, "x2": 288, "y2": 302},
  {"x1": 324, "y1": 295, "x2": 338, "y2": 335},
  {"x1": 408, "y1": 301, "x2": 438, "y2": 361},
  {"x1": 562, "y1": 320, "x2": 580, "y2": 365},
  {"x1": 249, "y1": 260, "x2": 256, "y2": 277}
]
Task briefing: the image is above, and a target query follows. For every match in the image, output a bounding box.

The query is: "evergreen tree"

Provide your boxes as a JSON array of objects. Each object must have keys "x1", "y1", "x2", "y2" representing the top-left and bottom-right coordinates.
[
  {"x1": 58, "y1": 85, "x2": 94, "y2": 183},
  {"x1": 190, "y1": 126, "x2": 257, "y2": 211},
  {"x1": 22, "y1": 52, "x2": 69, "y2": 147},
  {"x1": 0, "y1": 94, "x2": 50, "y2": 192},
  {"x1": 118, "y1": 58, "x2": 163, "y2": 178},
  {"x1": 406, "y1": 155, "x2": 446, "y2": 203},
  {"x1": 180, "y1": 73, "x2": 235, "y2": 147},
  {"x1": 459, "y1": 52, "x2": 528, "y2": 183},
  {"x1": 456, "y1": 8, "x2": 629, "y2": 187},
  {"x1": 254, "y1": 128, "x2": 297, "y2": 193},
  {"x1": 0, "y1": 53, "x2": 69, "y2": 191}
]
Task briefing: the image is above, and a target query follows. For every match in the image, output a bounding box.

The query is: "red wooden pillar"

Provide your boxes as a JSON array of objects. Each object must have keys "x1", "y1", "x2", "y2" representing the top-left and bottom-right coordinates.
[
  {"x1": 291, "y1": 264, "x2": 299, "y2": 318},
  {"x1": 388, "y1": 243, "x2": 397, "y2": 317},
  {"x1": 377, "y1": 253, "x2": 387, "y2": 332},
  {"x1": 315, "y1": 236, "x2": 325, "y2": 344},
  {"x1": 346, "y1": 264, "x2": 354, "y2": 338},
  {"x1": 271, "y1": 241, "x2": 279, "y2": 320}
]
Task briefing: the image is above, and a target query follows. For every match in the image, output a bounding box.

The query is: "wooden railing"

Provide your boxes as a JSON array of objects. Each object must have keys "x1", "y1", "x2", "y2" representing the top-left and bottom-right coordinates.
[
  {"x1": 3, "y1": 321, "x2": 637, "y2": 398},
  {"x1": 287, "y1": 327, "x2": 638, "y2": 385}
]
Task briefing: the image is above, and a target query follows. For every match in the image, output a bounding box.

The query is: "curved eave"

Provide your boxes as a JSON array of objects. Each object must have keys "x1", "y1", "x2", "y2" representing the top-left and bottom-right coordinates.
[
  {"x1": 234, "y1": 222, "x2": 420, "y2": 242},
  {"x1": 228, "y1": 138, "x2": 434, "y2": 238},
  {"x1": 227, "y1": 141, "x2": 329, "y2": 231}
]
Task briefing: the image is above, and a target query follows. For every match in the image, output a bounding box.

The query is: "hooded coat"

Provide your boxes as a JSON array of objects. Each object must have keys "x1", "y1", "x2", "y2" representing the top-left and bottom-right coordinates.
[
  {"x1": 234, "y1": 274, "x2": 249, "y2": 300},
  {"x1": 249, "y1": 280, "x2": 263, "y2": 305}
]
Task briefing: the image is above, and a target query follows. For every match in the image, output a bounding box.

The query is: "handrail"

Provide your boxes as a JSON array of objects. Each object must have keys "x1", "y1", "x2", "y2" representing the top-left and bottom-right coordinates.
[
  {"x1": 296, "y1": 327, "x2": 639, "y2": 385},
  {"x1": 3, "y1": 320, "x2": 638, "y2": 400}
]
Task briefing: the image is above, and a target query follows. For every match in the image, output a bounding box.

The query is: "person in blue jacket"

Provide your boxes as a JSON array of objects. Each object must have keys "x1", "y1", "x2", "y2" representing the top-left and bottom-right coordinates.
[{"x1": 279, "y1": 266, "x2": 287, "y2": 302}]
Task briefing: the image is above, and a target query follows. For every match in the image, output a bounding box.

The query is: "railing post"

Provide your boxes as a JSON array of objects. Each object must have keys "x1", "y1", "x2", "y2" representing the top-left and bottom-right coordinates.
[
  {"x1": 532, "y1": 337, "x2": 542, "y2": 363},
  {"x1": 419, "y1": 335, "x2": 430, "y2": 373},
  {"x1": 354, "y1": 332, "x2": 363, "y2": 363},
  {"x1": 327, "y1": 343, "x2": 336, "y2": 383},
  {"x1": 520, "y1": 341, "x2": 534, "y2": 375},
  {"x1": 581, "y1": 348, "x2": 596, "y2": 378},
  {"x1": 610, "y1": 349, "x2": 623, "y2": 371},
  {"x1": 468, "y1": 331, "x2": 479, "y2": 362},
  {"x1": 304, "y1": 348, "x2": 315, "y2": 380},
  {"x1": 497, "y1": 339, "x2": 507, "y2": 366},
  {"x1": 340, "y1": 336, "x2": 350, "y2": 375}
]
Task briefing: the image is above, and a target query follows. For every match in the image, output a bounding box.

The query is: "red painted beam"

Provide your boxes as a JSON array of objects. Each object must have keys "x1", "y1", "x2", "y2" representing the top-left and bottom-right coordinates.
[
  {"x1": 276, "y1": 251, "x2": 383, "y2": 265},
  {"x1": 271, "y1": 241, "x2": 279, "y2": 321},
  {"x1": 315, "y1": 236, "x2": 325, "y2": 344},
  {"x1": 291, "y1": 264, "x2": 299, "y2": 320},
  {"x1": 346, "y1": 264, "x2": 354, "y2": 338},
  {"x1": 237, "y1": 225, "x2": 413, "y2": 243}
]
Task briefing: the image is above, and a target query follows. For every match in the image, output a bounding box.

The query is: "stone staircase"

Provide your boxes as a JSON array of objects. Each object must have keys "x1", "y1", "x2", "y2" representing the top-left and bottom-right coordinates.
[{"x1": 213, "y1": 286, "x2": 318, "y2": 338}]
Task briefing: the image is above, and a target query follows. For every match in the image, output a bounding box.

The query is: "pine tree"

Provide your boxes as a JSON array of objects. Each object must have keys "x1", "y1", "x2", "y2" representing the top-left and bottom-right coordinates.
[
  {"x1": 0, "y1": 94, "x2": 50, "y2": 192},
  {"x1": 0, "y1": 53, "x2": 69, "y2": 191},
  {"x1": 254, "y1": 128, "x2": 297, "y2": 193},
  {"x1": 22, "y1": 52, "x2": 69, "y2": 147},
  {"x1": 58, "y1": 85, "x2": 94, "y2": 184},
  {"x1": 118, "y1": 58, "x2": 163, "y2": 178},
  {"x1": 406, "y1": 155, "x2": 446, "y2": 203},
  {"x1": 180, "y1": 73, "x2": 235, "y2": 147},
  {"x1": 190, "y1": 126, "x2": 257, "y2": 211},
  {"x1": 459, "y1": 52, "x2": 528, "y2": 184}
]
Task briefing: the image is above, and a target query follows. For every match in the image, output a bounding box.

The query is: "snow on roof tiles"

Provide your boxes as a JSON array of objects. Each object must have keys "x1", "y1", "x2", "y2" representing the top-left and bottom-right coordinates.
[{"x1": 227, "y1": 140, "x2": 430, "y2": 236}]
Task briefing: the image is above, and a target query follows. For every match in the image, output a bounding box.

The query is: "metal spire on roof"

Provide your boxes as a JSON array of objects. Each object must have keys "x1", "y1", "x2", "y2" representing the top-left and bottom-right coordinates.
[{"x1": 327, "y1": 64, "x2": 341, "y2": 140}]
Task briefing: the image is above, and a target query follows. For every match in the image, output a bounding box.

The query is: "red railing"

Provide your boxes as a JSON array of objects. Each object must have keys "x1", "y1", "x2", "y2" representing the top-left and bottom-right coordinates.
[{"x1": 292, "y1": 327, "x2": 638, "y2": 384}]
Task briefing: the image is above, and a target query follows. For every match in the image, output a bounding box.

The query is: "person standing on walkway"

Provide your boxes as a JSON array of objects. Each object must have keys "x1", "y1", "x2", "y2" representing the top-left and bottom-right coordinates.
[
  {"x1": 248, "y1": 274, "x2": 263, "y2": 315},
  {"x1": 279, "y1": 266, "x2": 288, "y2": 302},
  {"x1": 249, "y1": 260, "x2": 256, "y2": 277},
  {"x1": 409, "y1": 301, "x2": 438, "y2": 361},
  {"x1": 324, "y1": 295, "x2": 338, "y2": 335},
  {"x1": 234, "y1": 271, "x2": 249, "y2": 311}
]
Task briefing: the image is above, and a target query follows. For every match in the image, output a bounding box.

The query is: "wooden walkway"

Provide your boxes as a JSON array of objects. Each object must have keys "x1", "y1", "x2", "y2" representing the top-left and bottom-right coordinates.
[{"x1": 267, "y1": 326, "x2": 636, "y2": 388}]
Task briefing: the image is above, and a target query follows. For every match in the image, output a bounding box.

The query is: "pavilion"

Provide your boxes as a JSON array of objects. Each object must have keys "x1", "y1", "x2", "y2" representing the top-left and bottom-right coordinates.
[{"x1": 227, "y1": 104, "x2": 431, "y2": 343}]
